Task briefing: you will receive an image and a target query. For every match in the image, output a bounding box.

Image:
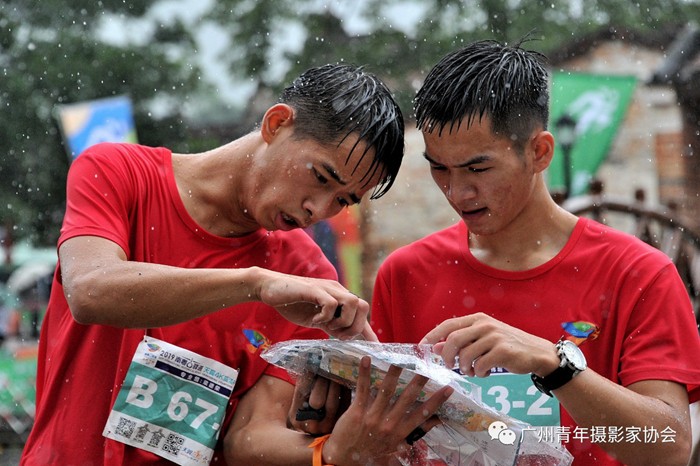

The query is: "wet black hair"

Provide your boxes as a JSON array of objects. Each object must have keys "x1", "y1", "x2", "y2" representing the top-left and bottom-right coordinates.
[
  {"x1": 414, "y1": 39, "x2": 549, "y2": 150},
  {"x1": 279, "y1": 64, "x2": 404, "y2": 199}
]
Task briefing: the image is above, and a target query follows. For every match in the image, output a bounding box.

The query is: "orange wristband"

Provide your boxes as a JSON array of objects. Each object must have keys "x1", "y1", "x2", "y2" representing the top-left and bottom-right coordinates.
[{"x1": 308, "y1": 434, "x2": 334, "y2": 466}]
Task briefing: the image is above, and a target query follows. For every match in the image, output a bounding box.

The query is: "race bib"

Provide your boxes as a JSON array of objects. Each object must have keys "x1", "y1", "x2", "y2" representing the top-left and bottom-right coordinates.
[
  {"x1": 466, "y1": 368, "x2": 561, "y2": 426},
  {"x1": 103, "y1": 337, "x2": 239, "y2": 466}
]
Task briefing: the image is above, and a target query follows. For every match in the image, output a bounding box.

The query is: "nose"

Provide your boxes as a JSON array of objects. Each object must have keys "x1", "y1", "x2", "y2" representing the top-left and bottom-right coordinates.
[
  {"x1": 303, "y1": 193, "x2": 343, "y2": 223},
  {"x1": 444, "y1": 173, "x2": 476, "y2": 204}
]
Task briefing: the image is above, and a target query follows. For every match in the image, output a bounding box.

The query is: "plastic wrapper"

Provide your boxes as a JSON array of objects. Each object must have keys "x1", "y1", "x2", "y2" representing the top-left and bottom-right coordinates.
[{"x1": 261, "y1": 339, "x2": 573, "y2": 466}]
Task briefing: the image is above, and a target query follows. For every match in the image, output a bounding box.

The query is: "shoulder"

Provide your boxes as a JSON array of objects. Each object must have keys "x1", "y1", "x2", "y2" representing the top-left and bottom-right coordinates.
[
  {"x1": 74, "y1": 143, "x2": 169, "y2": 169},
  {"x1": 380, "y1": 223, "x2": 463, "y2": 270},
  {"x1": 576, "y1": 217, "x2": 673, "y2": 268},
  {"x1": 69, "y1": 143, "x2": 172, "y2": 183},
  {"x1": 78, "y1": 142, "x2": 161, "y2": 159}
]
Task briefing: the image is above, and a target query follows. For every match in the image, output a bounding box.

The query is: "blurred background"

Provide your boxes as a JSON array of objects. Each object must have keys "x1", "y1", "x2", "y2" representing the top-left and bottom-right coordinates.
[{"x1": 1, "y1": 0, "x2": 699, "y2": 463}]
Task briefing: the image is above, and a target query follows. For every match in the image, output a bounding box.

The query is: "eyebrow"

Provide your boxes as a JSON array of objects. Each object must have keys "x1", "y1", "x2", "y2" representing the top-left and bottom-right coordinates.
[
  {"x1": 321, "y1": 162, "x2": 362, "y2": 204},
  {"x1": 422, "y1": 152, "x2": 491, "y2": 168}
]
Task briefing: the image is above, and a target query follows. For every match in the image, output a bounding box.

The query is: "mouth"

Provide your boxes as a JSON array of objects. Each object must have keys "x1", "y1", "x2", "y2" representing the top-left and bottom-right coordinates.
[
  {"x1": 461, "y1": 206, "x2": 488, "y2": 218},
  {"x1": 276, "y1": 212, "x2": 303, "y2": 231}
]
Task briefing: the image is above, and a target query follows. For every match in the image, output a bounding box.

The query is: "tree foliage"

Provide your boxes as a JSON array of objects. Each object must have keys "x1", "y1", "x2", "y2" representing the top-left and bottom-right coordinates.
[
  {"x1": 0, "y1": 0, "x2": 203, "y2": 246},
  {"x1": 1, "y1": 0, "x2": 699, "y2": 247},
  {"x1": 207, "y1": 0, "x2": 698, "y2": 109}
]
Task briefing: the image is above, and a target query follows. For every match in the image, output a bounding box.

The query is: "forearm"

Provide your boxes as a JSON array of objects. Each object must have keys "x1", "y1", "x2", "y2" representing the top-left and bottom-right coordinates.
[
  {"x1": 422, "y1": 314, "x2": 693, "y2": 465},
  {"x1": 225, "y1": 375, "x2": 317, "y2": 466},
  {"x1": 226, "y1": 424, "x2": 399, "y2": 466},
  {"x1": 226, "y1": 421, "x2": 314, "y2": 465},
  {"x1": 555, "y1": 371, "x2": 691, "y2": 466},
  {"x1": 64, "y1": 260, "x2": 266, "y2": 328}
]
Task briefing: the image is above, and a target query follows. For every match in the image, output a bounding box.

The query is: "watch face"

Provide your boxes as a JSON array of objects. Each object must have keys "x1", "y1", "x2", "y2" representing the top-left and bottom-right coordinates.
[{"x1": 560, "y1": 340, "x2": 587, "y2": 371}]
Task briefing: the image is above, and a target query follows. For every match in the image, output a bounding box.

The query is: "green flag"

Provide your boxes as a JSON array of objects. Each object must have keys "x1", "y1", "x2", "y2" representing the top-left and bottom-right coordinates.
[{"x1": 547, "y1": 72, "x2": 637, "y2": 196}]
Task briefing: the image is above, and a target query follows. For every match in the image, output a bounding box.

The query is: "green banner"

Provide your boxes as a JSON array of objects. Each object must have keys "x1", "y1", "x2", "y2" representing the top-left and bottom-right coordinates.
[
  {"x1": 547, "y1": 72, "x2": 637, "y2": 196},
  {"x1": 0, "y1": 344, "x2": 38, "y2": 435}
]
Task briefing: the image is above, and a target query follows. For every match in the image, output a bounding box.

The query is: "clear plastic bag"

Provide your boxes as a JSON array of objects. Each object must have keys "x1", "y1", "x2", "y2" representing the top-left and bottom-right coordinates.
[{"x1": 262, "y1": 339, "x2": 573, "y2": 466}]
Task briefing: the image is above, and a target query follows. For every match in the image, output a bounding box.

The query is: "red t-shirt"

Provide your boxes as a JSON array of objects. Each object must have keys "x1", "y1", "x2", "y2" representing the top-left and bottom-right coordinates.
[
  {"x1": 371, "y1": 219, "x2": 700, "y2": 465},
  {"x1": 21, "y1": 143, "x2": 330, "y2": 465}
]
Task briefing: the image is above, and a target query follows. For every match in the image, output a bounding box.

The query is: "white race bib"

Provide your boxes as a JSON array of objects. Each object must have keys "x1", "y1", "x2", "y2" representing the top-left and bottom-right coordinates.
[{"x1": 103, "y1": 337, "x2": 239, "y2": 466}]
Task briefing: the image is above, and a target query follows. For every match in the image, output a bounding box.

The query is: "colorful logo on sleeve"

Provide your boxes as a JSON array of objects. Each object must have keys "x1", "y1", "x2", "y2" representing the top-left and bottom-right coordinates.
[
  {"x1": 243, "y1": 329, "x2": 271, "y2": 353},
  {"x1": 561, "y1": 321, "x2": 600, "y2": 345}
]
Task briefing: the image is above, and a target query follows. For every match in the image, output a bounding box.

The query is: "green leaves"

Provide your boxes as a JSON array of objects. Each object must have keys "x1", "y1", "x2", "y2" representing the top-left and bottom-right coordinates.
[
  {"x1": 0, "y1": 1, "x2": 200, "y2": 246},
  {"x1": 1, "y1": 0, "x2": 697, "y2": 246}
]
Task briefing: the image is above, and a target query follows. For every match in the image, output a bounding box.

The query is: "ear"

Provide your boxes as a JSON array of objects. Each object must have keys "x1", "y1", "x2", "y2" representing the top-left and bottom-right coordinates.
[
  {"x1": 261, "y1": 104, "x2": 295, "y2": 143},
  {"x1": 530, "y1": 130, "x2": 555, "y2": 173}
]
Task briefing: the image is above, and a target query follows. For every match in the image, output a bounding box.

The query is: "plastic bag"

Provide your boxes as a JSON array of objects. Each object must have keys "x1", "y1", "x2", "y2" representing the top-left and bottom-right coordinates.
[{"x1": 261, "y1": 339, "x2": 573, "y2": 466}]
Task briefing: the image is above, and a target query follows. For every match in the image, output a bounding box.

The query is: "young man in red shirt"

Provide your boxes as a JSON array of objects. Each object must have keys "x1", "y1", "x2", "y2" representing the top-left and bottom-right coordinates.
[
  {"x1": 371, "y1": 40, "x2": 700, "y2": 465},
  {"x1": 21, "y1": 64, "x2": 451, "y2": 466}
]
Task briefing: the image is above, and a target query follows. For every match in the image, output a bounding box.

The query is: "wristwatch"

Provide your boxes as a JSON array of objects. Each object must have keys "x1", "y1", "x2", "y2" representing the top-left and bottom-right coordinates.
[{"x1": 531, "y1": 339, "x2": 587, "y2": 397}]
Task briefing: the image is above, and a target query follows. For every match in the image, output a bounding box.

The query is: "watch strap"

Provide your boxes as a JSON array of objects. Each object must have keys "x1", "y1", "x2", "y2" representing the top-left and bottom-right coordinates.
[
  {"x1": 531, "y1": 339, "x2": 586, "y2": 397},
  {"x1": 530, "y1": 365, "x2": 576, "y2": 397}
]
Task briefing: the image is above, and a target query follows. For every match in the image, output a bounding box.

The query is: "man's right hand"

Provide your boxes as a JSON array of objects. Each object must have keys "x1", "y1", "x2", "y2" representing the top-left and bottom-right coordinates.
[{"x1": 256, "y1": 268, "x2": 375, "y2": 340}]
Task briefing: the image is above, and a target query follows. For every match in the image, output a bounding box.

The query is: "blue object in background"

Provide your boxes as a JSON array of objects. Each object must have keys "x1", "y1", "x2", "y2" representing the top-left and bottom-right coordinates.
[{"x1": 55, "y1": 95, "x2": 138, "y2": 160}]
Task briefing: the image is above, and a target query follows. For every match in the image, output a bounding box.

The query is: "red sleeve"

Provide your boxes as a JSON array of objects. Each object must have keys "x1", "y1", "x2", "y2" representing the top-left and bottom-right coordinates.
[
  {"x1": 59, "y1": 143, "x2": 138, "y2": 254},
  {"x1": 618, "y1": 262, "x2": 700, "y2": 402}
]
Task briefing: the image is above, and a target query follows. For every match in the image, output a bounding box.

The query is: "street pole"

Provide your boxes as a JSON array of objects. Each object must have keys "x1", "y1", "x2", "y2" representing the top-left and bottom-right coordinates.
[{"x1": 555, "y1": 114, "x2": 577, "y2": 199}]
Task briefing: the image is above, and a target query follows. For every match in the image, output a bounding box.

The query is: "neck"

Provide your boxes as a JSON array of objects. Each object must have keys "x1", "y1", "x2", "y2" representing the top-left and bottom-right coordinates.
[
  {"x1": 172, "y1": 134, "x2": 261, "y2": 237},
  {"x1": 468, "y1": 190, "x2": 578, "y2": 271}
]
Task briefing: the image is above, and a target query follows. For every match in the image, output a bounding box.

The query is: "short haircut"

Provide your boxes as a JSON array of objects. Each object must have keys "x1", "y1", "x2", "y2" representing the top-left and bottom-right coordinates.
[
  {"x1": 280, "y1": 64, "x2": 404, "y2": 199},
  {"x1": 414, "y1": 39, "x2": 550, "y2": 150}
]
